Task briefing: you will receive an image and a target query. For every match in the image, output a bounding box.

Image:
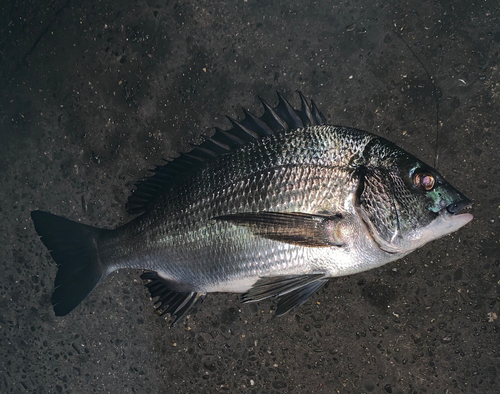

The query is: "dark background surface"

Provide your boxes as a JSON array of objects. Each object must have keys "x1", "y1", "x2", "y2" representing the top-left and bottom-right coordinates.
[{"x1": 1, "y1": 0, "x2": 499, "y2": 393}]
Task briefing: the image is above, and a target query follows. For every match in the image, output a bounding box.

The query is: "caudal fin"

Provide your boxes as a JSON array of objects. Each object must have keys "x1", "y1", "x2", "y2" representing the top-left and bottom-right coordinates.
[{"x1": 31, "y1": 210, "x2": 110, "y2": 316}]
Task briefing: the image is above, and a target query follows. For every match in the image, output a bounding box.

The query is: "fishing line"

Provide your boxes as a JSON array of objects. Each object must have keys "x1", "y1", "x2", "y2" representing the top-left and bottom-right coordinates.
[{"x1": 380, "y1": 18, "x2": 441, "y2": 169}]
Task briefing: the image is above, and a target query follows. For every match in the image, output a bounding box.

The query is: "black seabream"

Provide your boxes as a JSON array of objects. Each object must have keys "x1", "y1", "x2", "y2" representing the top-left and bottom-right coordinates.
[{"x1": 31, "y1": 92, "x2": 473, "y2": 325}]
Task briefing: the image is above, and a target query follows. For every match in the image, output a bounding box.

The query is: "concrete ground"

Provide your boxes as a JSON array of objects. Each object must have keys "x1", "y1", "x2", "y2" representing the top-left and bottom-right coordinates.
[{"x1": 1, "y1": 0, "x2": 499, "y2": 393}]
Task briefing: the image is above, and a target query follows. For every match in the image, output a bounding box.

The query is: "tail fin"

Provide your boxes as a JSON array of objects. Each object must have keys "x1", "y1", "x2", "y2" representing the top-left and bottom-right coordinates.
[{"x1": 31, "y1": 210, "x2": 111, "y2": 316}]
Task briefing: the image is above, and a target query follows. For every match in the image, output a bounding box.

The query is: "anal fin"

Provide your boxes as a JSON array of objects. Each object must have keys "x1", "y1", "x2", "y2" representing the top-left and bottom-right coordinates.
[
  {"x1": 242, "y1": 274, "x2": 329, "y2": 316},
  {"x1": 141, "y1": 271, "x2": 205, "y2": 326}
]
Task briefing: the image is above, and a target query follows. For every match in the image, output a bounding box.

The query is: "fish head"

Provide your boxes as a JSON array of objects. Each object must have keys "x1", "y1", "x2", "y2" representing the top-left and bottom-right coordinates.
[{"x1": 356, "y1": 138, "x2": 473, "y2": 255}]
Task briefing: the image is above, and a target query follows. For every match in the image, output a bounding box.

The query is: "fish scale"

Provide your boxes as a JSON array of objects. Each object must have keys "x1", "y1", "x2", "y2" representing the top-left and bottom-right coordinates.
[
  {"x1": 31, "y1": 92, "x2": 472, "y2": 325},
  {"x1": 103, "y1": 161, "x2": 353, "y2": 284}
]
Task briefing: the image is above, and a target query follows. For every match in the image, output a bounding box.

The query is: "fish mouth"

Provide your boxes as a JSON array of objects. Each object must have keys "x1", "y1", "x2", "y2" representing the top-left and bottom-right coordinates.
[
  {"x1": 446, "y1": 197, "x2": 472, "y2": 215},
  {"x1": 358, "y1": 197, "x2": 474, "y2": 256},
  {"x1": 399, "y1": 198, "x2": 473, "y2": 254},
  {"x1": 439, "y1": 197, "x2": 473, "y2": 229}
]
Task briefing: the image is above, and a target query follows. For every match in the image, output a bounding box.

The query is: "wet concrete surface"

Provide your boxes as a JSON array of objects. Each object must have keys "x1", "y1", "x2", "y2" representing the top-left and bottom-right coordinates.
[{"x1": 1, "y1": 0, "x2": 499, "y2": 393}]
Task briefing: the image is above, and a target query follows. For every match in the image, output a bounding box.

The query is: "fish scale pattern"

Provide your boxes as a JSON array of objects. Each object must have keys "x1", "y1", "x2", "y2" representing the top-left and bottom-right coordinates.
[{"x1": 99, "y1": 125, "x2": 381, "y2": 291}]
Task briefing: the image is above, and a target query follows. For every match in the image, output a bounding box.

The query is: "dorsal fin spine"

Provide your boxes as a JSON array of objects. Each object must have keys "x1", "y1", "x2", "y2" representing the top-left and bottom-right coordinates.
[
  {"x1": 276, "y1": 92, "x2": 304, "y2": 129},
  {"x1": 202, "y1": 136, "x2": 231, "y2": 153},
  {"x1": 189, "y1": 146, "x2": 218, "y2": 159},
  {"x1": 213, "y1": 128, "x2": 245, "y2": 147},
  {"x1": 241, "y1": 108, "x2": 274, "y2": 136},
  {"x1": 311, "y1": 100, "x2": 327, "y2": 124},
  {"x1": 259, "y1": 97, "x2": 289, "y2": 132},
  {"x1": 297, "y1": 91, "x2": 315, "y2": 126},
  {"x1": 126, "y1": 92, "x2": 327, "y2": 215},
  {"x1": 181, "y1": 152, "x2": 206, "y2": 163},
  {"x1": 226, "y1": 116, "x2": 260, "y2": 141}
]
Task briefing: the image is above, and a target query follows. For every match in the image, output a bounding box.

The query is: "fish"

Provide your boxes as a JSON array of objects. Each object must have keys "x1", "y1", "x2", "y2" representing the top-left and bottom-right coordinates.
[{"x1": 31, "y1": 92, "x2": 473, "y2": 325}]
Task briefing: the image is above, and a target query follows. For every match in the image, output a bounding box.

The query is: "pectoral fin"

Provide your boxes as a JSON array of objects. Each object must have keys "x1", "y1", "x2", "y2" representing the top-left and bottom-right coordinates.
[
  {"x1": 242, "y1": 274, "x2": 329, "y2": 316},
  {"x1": 214, "y1": 211, "x2": 345, "y2": 247}
]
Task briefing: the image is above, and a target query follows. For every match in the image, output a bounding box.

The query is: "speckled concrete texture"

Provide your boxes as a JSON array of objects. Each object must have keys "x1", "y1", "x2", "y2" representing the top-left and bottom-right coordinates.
[{"x1": 1, "y1": 0, "x2": 499, "y2": 393}]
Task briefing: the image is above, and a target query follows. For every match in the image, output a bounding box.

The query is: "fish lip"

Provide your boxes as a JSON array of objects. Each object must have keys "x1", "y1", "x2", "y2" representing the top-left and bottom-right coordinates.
[
  {"x1": 440, "y1": 199, "x2": 473, "y2": 226},
  {"x1": 446, "y1": 198, "x2": 472, "y2": 215}
]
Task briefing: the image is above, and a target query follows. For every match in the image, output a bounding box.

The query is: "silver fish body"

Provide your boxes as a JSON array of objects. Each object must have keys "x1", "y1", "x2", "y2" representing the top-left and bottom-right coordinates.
[
  {"x1": 31, "y1": 93, "x2": 473, "y2": 324},
  {"x1": 105, "y1": 127, "x2": 401, "y2": 285}
]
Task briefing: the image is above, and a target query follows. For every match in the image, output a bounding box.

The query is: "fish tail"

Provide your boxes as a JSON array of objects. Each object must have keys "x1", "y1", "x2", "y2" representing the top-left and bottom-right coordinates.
[{"x1": 31, "y1": 210, "x2": 111, "y2": 316}]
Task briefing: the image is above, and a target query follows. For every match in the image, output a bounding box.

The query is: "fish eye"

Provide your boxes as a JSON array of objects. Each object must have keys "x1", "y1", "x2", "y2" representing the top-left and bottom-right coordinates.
[{"x1": 413, "y1": 172, "x2": 435, "y2": 191}]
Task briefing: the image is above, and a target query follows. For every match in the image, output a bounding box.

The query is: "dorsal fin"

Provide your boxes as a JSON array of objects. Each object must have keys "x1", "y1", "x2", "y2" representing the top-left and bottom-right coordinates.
[
  {"x1": 126, "y1": 92, "x2": 327, "y2": 215},
  {"x1": 275, "y1": 92, "x2": 304, "y2": 129}
]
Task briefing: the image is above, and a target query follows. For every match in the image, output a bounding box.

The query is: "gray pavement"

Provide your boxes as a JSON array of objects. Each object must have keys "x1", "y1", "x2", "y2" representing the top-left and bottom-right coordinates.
[{"x1": 1, "y1": 0, "x2": 499, "y2": 393}]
